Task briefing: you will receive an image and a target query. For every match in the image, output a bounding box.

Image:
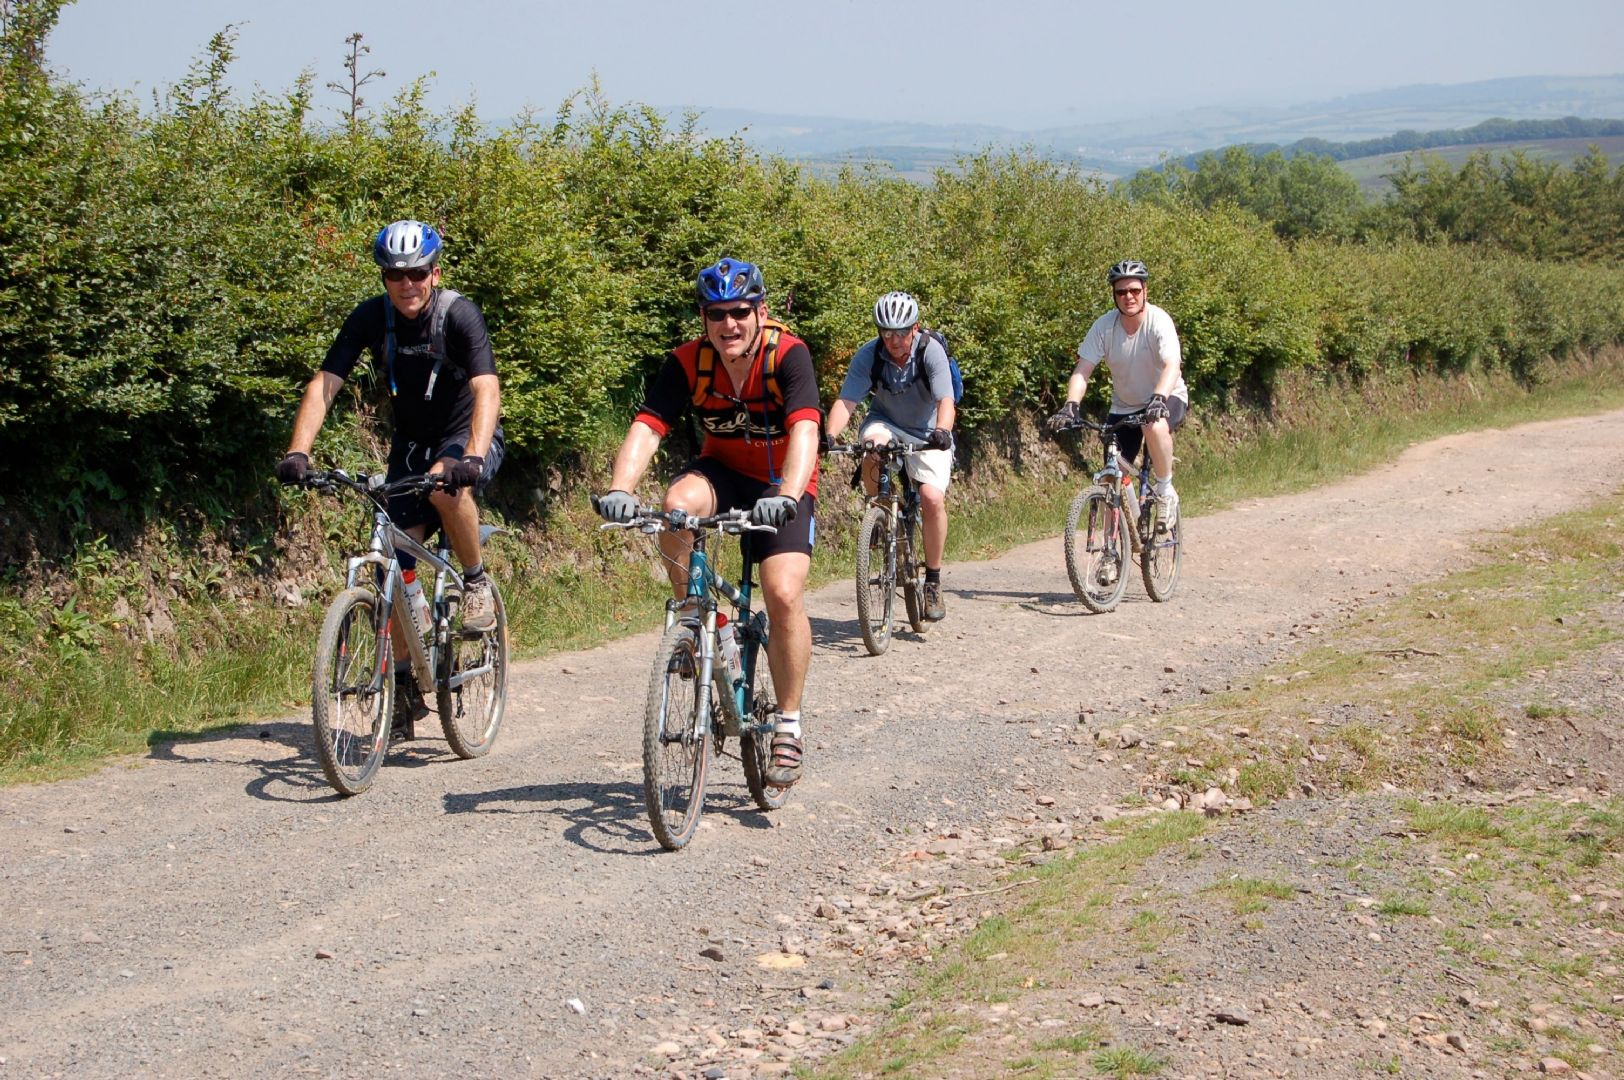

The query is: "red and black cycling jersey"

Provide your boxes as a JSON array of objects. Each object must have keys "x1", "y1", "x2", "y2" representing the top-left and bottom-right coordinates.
[
  {"x1": 636, "y1": 330, "x2": 822, "y2": 496},
  {"x1": 320, "y1": 292, "x2": 497, "y2": 446}
]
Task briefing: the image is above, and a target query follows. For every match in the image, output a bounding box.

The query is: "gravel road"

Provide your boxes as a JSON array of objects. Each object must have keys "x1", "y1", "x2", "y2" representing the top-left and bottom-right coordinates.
[{"x1": 4, "y1": 410, "x2": 1624, "y2": 1079}]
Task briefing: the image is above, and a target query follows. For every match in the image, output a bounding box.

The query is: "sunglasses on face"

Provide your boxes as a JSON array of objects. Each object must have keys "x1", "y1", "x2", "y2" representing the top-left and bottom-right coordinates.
[
  {"x1": 704, "y1": 304, "x2": 758, "y2": 323},
  {"x1": 1113, "y1": 285, "x2": 1144, "y2": 298},
  {"x1": 879, "y1": 326, "x2": 914, "y2": 340},
  {"x1": 383, "y1": 267, "x2": 433, "y2": 283}
]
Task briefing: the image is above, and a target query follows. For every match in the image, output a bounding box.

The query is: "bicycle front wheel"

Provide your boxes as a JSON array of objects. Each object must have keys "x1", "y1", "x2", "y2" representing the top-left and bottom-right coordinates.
[
  {"x1": 900, "y1": 510, "x2": 928, "y2": 634},
  {"x1": 311, "y1": 587, "x2": 392, "y2": 796},
  {"x1": 739, "y1": 618, "x2": 790, "y2": 811},
  {"x1": 643, "y1": 622, "x2": 712, "y2": 850},
  {"x1": 1140, "y1": 504, "x2": 1184, "y2": 602},
  {"x1": 1064, "y1": 486, "x2": 1131, "y2": 613},
  {"x1": 855, "y1": 506, "x2": 895, "y2": 656},
  {"x1": 437, "y1": 579, "x2": 509, "y2": 759}
]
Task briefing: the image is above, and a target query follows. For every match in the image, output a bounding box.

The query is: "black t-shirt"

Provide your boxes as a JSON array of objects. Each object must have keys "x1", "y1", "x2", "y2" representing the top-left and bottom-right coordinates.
[{"x1": 320, "y1": 291, "x2": 497, "y2": 444}]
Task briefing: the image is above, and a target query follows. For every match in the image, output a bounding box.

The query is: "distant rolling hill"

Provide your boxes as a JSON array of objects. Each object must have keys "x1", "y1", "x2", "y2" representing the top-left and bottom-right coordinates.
[
  {"x1": 678, "y1": 74, "x2": 1624, "y2": 181},
  {"x1": 1339, "y1": 135, "x2": 1624, "y2": 196}
]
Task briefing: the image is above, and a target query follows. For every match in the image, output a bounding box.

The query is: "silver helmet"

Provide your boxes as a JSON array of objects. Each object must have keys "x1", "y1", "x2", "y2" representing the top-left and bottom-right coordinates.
[{"x1": 873, "y1": 290, "x2": 920, "y2": 331}]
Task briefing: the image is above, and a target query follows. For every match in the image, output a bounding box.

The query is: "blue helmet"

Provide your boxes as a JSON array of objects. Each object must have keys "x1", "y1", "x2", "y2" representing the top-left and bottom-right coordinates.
[
  {"x1": 695, "y1": 257, "x2": 766, "y2": 306},
  {"x1": 373, "y1": 220, "x2": 442, "y2": 270}
]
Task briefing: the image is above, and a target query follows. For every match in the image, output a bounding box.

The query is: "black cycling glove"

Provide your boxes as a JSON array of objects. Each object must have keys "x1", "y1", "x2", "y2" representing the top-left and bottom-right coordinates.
[
  {"x1": 275, "y1": 452, "x2": 310, "y2": 485},
  {"x1": 445, "y1": 455, "x2": 484, "y2": 493},
  {"x1": 1144, "y1": 394, "x2": 1170, "y2": 423}
]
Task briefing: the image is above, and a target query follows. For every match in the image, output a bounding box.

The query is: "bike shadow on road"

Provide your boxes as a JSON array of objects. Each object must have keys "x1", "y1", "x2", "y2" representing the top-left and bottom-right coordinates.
[
  {"x1": 809, "y1": 613, "x2": 928, "y2": 652},
  {"x1": 950, "y1": 586, "x2": 1128, "y2": 615},
  {"x1": 440, "y1": 776, "x2": 775, "y2": 855},
  {"x1": 147, "y1": 720, "x2": 465, "y2": 804}
]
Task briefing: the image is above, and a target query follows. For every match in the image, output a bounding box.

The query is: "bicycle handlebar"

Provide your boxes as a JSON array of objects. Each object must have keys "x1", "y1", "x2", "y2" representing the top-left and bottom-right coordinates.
[
  {"x1": 823, "y1": 441, "x2": 923, "y2": 460},
  {"x1": 1055, "y1": 411, "x2": 1150, "y2": 436},
  {"x1": 300, "y1": 469, "x2": 447, "y2": 499},
  {"x1": 596, "y1": 505, "x2": 779, "y2": 536}
]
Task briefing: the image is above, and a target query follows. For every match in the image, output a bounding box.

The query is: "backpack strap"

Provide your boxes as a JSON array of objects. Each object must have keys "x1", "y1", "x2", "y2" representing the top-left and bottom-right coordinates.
[
  {"x1": 691, "y1": 318, "x2": 788, "y2": 407},
  {"x1": 384, "y1": 288, "x2": 462, "y2": 401},
  {"x1": 869, "y1": 332, "x2": 927, "y2": 396}
]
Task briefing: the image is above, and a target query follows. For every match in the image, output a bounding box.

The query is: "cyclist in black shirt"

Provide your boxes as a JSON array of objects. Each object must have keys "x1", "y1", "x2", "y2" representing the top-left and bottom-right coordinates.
[{"x1": 276, "y1": 220, "x2": 504, "y2": 729}]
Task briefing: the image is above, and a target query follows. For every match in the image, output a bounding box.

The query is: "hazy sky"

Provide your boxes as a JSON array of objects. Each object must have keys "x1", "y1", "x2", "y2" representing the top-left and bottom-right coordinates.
[{"x1": 47, "y1": 0, "x2": 1624, "y2": 130}]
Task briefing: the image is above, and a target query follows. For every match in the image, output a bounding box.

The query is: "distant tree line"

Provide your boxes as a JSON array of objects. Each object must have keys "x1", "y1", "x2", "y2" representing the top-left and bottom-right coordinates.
[
  {"x1": 1125, "y1": 144, "x2": 1624, "y2": 262},
  {"x1": 1165, "y1": 116, "x2": 1624, "y2": 169}
]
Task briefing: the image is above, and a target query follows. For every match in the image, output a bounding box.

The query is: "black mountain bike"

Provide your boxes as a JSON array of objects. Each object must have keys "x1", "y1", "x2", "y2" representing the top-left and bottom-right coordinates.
[{"x1": 828, "y1": 442, "x2": 928, "y2": 655}]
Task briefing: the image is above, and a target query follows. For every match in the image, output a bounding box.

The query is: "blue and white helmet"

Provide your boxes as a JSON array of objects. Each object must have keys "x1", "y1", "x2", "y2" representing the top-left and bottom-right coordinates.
[
  {"x1": 696, "y1": 257, "x2": 766, "y2": 305},
  {"x1": 373, "y1": 220, "x2": 442, "y2": 270}
]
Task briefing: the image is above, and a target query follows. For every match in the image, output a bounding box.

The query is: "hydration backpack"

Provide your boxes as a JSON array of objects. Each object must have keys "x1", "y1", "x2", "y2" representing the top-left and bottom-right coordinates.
[
  {"x1": 870, "y1": 327, "x2": 964, "y2": 404},
  {"x1": 691, "y1": 317, "x2": 793, "y2": 407},
  {"x1": 383, "y1": 288, "x2": 463, "y2": 400}
]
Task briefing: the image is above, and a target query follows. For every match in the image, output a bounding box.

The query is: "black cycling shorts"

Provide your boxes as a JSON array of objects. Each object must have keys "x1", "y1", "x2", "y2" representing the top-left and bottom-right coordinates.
[
  {"x1": 1108, "y1": 399, "x2": 1187, "y2": 467},
  {"x1": 385, "y1": 424, "x2": 506, "y2": 533},
  {"x1": 676, "y1": 457, "x2": 816, "y2": 561}
]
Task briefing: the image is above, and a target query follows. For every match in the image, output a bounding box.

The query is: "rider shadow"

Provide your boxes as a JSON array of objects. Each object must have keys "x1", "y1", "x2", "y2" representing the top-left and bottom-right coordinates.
[
  {"x1": 147, "y1": 720, "x2": 461, "y2": 804},
  {"x1": 441, "y1": 775, "x2": 774, "y2": 855},
  {"x1": 949, "y1": 585, "x2": 1127, "y2": 615},
  {"x1": 809, "y1": 612, "x2": 929, "y2": 652}
]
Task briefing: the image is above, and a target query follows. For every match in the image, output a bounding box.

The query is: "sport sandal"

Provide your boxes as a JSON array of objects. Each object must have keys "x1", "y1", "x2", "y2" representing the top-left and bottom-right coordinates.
[{"x1": 765, "y1": 732, "x2": 803, "y2": 787}]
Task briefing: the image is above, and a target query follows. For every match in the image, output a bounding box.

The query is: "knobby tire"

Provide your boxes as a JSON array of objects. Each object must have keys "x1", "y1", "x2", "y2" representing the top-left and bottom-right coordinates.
[
  {"x1": 311, "y1": 587, "x2": 392, "y2": 796},
  {"x1": 1140, "y1": 503, "x2": 1184, "y2": 602},
  {"x1": 739, "y1": 615, "x2": 791, "y2": 811},
  {"x1": 855, "y1": 506, "x2": 895, "y2": 656},
  {"x1": 642, "y1": 622, "x2": 711, "y2": 850},
  {"x1": 437, "y1": 579, "x2": 509, "y2": 759},
  {"x1": 1064, "y1": 487, "x2": 1131, "y2": 613}
]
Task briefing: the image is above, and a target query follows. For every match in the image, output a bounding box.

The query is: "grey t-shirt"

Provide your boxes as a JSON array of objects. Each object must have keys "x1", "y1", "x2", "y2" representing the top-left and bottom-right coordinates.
[
  {"x1": 1077, "y1": 302, "x2": 1188, "y2": 412},
  {"x1": 836, "y1": 334, "x2": 953, "y2": 441}
]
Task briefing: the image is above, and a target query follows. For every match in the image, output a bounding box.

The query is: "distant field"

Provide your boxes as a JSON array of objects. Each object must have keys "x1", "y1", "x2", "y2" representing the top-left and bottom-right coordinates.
[{"x1": 1341, "y1": 135, "x2": 1624, "y2": 196}]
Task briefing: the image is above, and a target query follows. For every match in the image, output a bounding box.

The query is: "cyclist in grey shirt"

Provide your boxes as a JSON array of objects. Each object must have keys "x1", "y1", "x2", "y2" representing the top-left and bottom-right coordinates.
[{"x1": 825, "y1": 291, "x2": 956, "y2": 621}]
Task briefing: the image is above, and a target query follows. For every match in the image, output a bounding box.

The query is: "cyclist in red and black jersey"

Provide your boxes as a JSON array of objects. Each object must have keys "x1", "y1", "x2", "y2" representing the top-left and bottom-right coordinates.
[{"x1": 597, "y1": 257, "x2": 821, "y2": 787}]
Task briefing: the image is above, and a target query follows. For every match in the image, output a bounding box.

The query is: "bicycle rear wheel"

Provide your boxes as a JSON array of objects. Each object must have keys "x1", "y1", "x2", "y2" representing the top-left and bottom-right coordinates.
[
  {"x1": 437, "y1": 579, "x2": 509, "y2": 759},
  {"x1": 1064, "y1": 486, "x2": 1131, "y2": 613},
  {"x1": 1140, "y1": 504, "x2": 1184, "y2": 602},
  {"x1": 643, "y1": 622, "x2": 712, "y2": 850},
  {"x1": 311, "y1": 587, "x2": 392, "y2": 796},
  {"x1": 900, "y1": 510, "x2": 928, "y2": 634},
  {"x1": 739, "y1": 617, "x2": 791, "y2": 811},
  {"x1": 855, "y1": 506, "x2": 895, "y2": 656}
]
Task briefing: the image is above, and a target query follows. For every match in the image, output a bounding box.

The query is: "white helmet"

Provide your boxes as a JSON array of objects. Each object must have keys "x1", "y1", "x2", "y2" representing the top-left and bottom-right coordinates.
[{"x1": 873, "y1": 291, "x2": 919, "y2": 331}]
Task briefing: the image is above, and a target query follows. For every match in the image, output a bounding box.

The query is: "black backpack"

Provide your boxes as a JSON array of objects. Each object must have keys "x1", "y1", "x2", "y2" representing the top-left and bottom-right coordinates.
[
  {"x1": 383, "y1": 288, "x2": 462, "y2": 400},
  {"x1": 869, "y1": 328, "x2": 964, "y2": 403}
]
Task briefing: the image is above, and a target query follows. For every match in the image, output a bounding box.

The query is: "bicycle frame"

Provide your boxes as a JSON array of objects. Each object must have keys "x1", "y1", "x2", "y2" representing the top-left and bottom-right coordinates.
[
  {"x1": 869, "y1": 448, "x2": 921, "y2": 575},
  {"x1": 318, "y1": 471, "x2": 496, "y2": 699},
  {"x1": 1077, "y1": 418, "x2": 1156, "y2": 555},
  {"x1": 665, "y1": 527, "x2": 772, "y2": 741}
]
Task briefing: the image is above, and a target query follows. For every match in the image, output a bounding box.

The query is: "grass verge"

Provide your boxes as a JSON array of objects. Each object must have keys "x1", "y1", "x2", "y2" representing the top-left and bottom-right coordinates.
[{"x1": 804, "y1": 491, "x2": 1624, "y2": 1078}]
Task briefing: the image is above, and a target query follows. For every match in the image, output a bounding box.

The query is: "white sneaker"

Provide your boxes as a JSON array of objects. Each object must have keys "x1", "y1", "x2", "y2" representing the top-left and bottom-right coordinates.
[
  {"x1": 1155, "y1": 487, "x2": 1180, "y2": 531},
  {"x1": 462, "y1": 578, "x2": 496, "y2": 632}
]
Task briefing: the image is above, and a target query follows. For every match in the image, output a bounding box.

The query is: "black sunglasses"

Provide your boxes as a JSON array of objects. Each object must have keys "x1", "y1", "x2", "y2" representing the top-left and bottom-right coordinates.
[
  {"x1": 704, "y1": 304, "x2": 758, "y2": 323},
  {"x1": 1113, "y1": 285, "x2": 1144, "y2": 298},
  {"x1": 383, "y1": 267, "x2": 434, "y2": 283}
]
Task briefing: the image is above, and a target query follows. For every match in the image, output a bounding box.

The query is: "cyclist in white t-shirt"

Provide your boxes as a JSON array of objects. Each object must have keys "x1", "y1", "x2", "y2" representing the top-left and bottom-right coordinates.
[{"x1": 1047, "y1": 259, "x2": 1189, "y2": 525}]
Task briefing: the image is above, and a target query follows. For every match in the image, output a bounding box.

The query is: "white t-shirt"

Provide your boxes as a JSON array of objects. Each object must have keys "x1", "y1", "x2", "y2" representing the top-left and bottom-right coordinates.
[{"x1": 1077, "y1": 302, "x2": 1188, "y2": 412}]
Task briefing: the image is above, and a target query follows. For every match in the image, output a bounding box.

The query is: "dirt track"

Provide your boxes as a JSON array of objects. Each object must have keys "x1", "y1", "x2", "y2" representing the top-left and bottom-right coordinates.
[{"x1": 4, "y1": 410, "x2": 1624, "y2": 1079}]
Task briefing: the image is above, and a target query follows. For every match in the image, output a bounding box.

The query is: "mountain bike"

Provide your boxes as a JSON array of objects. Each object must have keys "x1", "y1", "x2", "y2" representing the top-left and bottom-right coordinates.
[
  {"x1": 299, "y1": 469, "x2": 509, "y2": 795},
  {"x1": 598, "y1": 503, "x2": 789, "y2": 851},
  {"x1": 827, "y1": 442, "x2": 928, "y2": 655},
  {"x1": 1056, "y1": 413, "x2": 1183, "y2": 612}
]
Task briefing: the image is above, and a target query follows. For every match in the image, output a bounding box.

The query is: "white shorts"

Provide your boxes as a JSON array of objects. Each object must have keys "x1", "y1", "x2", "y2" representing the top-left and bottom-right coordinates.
[{"x1": 858, "y1": 418, "x2": 953, "y2": 492}]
